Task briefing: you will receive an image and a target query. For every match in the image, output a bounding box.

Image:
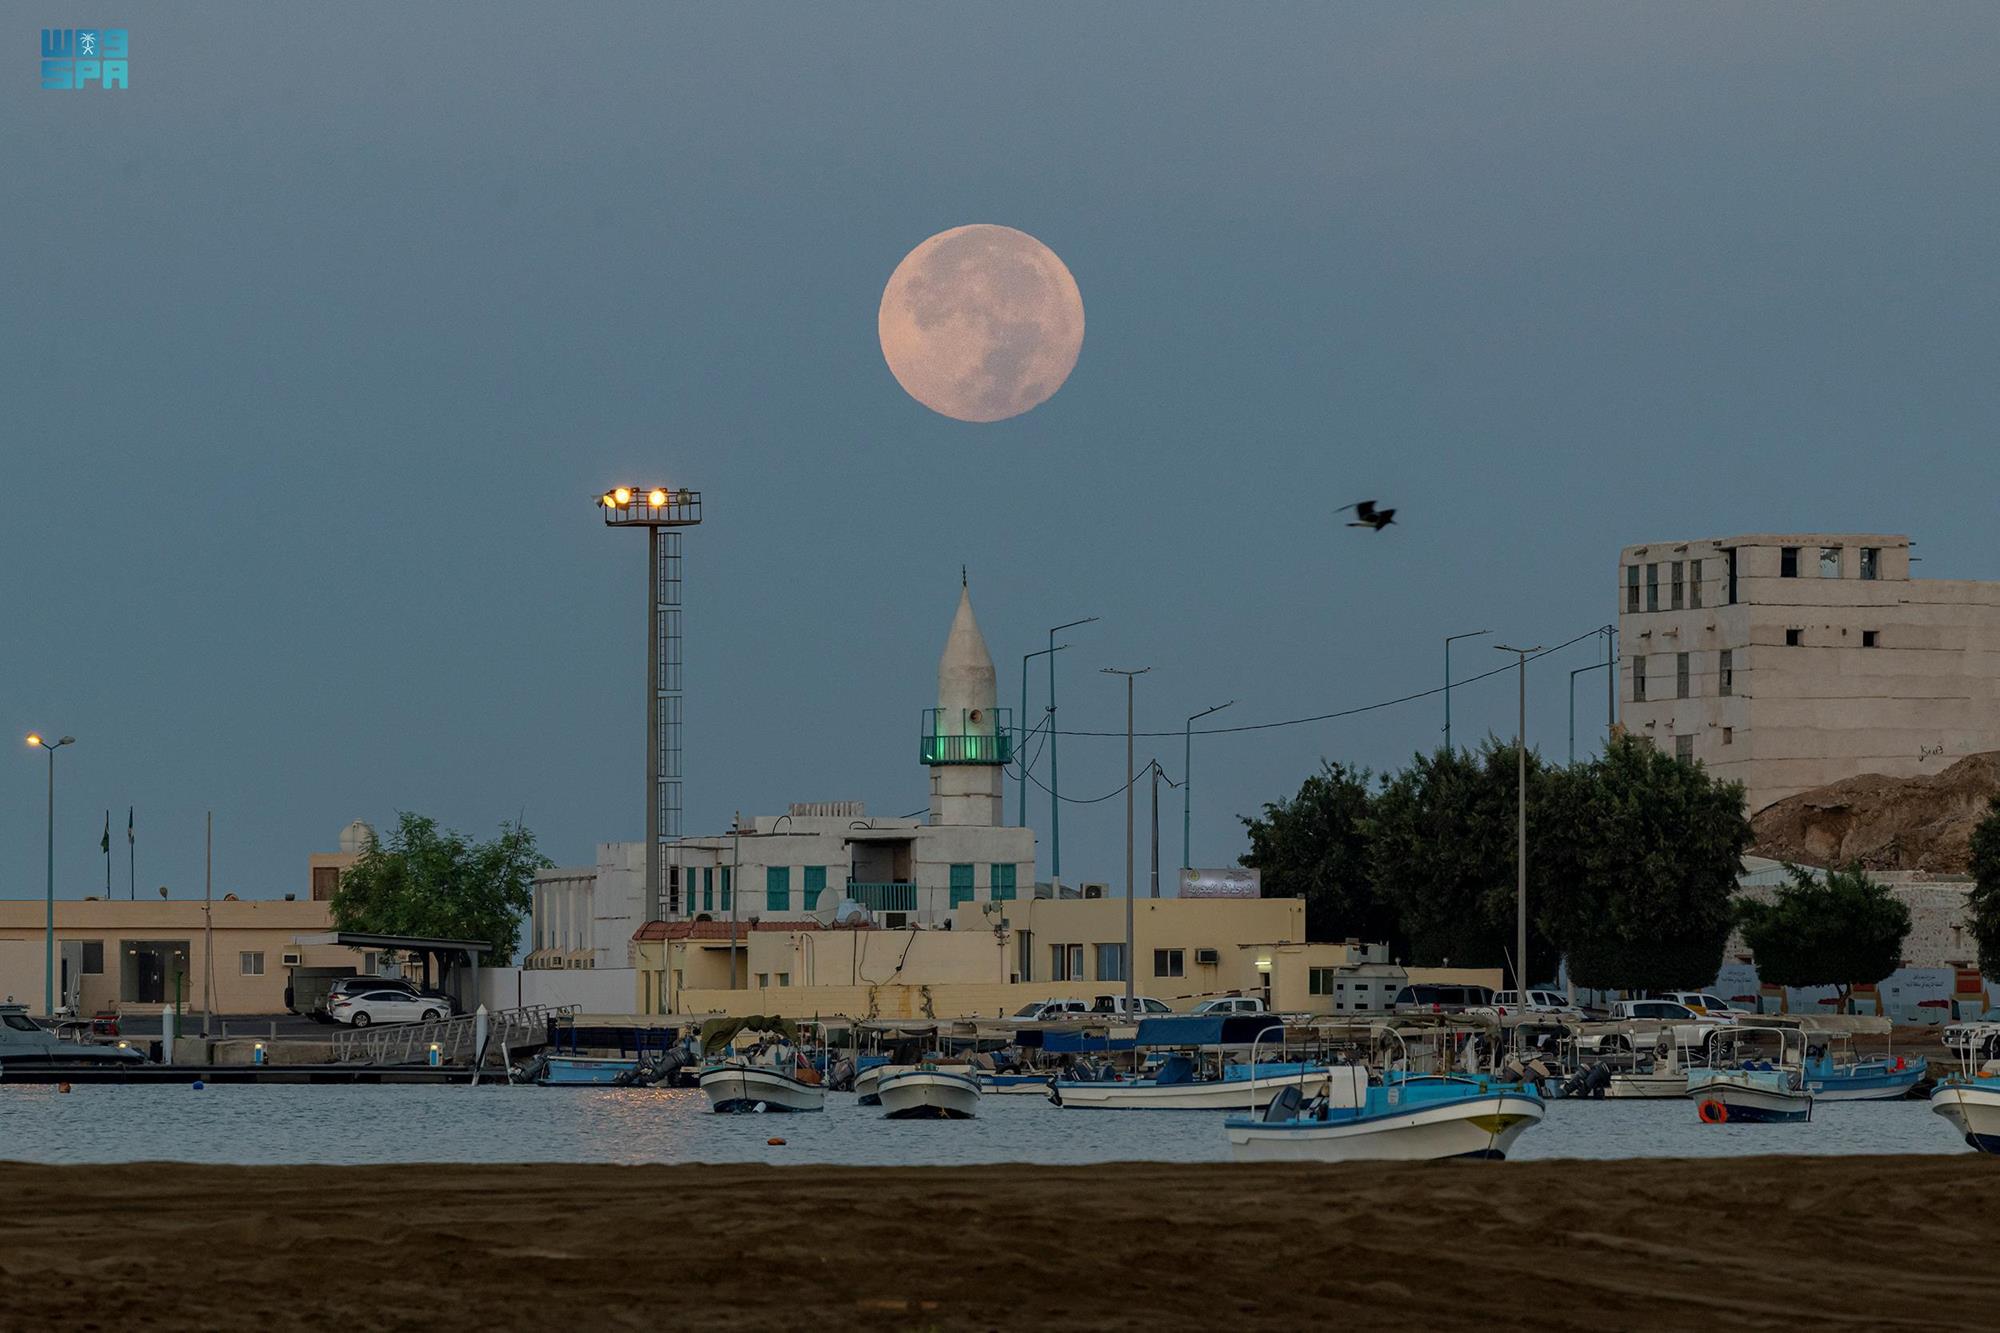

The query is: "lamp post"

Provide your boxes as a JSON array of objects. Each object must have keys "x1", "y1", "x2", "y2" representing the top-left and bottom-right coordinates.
[
  {"x1": 1046, "y1": 616, "x2": 1098, "y2": 885},
  {"x1": 1021, "y1": 643, "x2": 1067, "y2": 830},
  {"x1": 1493, "y1": 645, "x2": 1541, "y2": 1003},
  {"x1": 1181, "y1": 700, "x2": 1235, "y2": 871},
  {"x1": 1568, "y1": 661, "x2": 1609, "y2": 765},
  {"x1": 1443, "y1": 630, "x2": 1490, "y2": 753},
  {"x1": 1102, "y1": 667, "x2": 1150, "y2": 1007},
  {"x1": 27, "y1": 733, "x2": 75, "y2": 1017}
]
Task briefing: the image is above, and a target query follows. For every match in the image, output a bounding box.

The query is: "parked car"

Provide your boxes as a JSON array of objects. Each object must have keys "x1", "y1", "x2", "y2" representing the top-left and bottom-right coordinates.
[
  {"x1": 327, "y1": 975, "x2": 418, "y2": 1000},
  {"x1": 1190, "y1": 996, "x2": 1268, "y2": 1016},
  {"x1": 329, "y1": 988, "x2": 451, "y2": 1028},
  {"x1": 1576, "y1": 999, "x2": 1727, "y2": 1056},
  {"x1": 1006, "y1": 999, "x2": 1092, "y2": 1024},
  {"x1": 1090, "y1": 995, "x2": 1173, "y2": 1017},
  {"x1": 1660, "y1": 991, "x2": 1751, "y2": 1018},
  {"x1": 1492, "y1": 989, "x2": 1585, "y2": 1019},
  {"x1": 1391, "y1": 984, "x2": 1496, "y2": 1015}
]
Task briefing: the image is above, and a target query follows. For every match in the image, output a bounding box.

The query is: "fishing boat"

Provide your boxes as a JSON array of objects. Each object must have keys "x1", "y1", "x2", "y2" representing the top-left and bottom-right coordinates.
[
  {"x1": 877, "y1": 1063, "x2": 981, "y2": 1119},
  {"x1": 1049, "y1": 1015, "x2": 1330, "y2": 1110},
  {"x1": 1802, "y1": 1038, "x2": 1925, "y2": 1102},
  {"x1": 1604, "y1": 1032, "x2": 1703, "y2": 1099},
  {"x1": 977, "y1": 1071, "x2": 1054, "y2": 1095},
  {"x1": 1688, "y1": 1025, "x2": 1813, "y2": 1124},
  {"x1": 533, "y1": 1054, "x2": 637, "y2": 1086},
  {"x1": 696, "y1": 1016, "x2": 827, "y2": 1114},
  {"x1": 0, "y1": 1004, "x2": 148, "y2": 1071},
  {"x1": 1930, "y1": 1023, "x2": 2000, "y2": 1153},
  {"x1": 1225, "y1": 1065, "x2": 1544, "y2": 1161}
]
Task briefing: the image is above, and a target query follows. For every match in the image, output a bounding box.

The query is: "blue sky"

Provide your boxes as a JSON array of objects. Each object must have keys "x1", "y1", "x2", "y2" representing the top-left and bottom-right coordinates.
[{"x1": 6, "y1": 4, "x2": 1998, "y2": 900}]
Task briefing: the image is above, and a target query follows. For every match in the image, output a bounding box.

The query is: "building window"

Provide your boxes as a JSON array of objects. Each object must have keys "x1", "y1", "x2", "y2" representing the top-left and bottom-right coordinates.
[
  {"x1": 720, "y1": 867, "x2": 732, "y2": 913},
  {"x1": 80, "y1": 941, "x2": 104, "y2": 975},
  {"x1": 1780, "y1": 546, "x2": 1799, "y2": 578},
  {"x1": 1819, "y1": 546, "x2": 1841, "y2": 578},
  {"x1": 1719, "y1": 649, "x2": 1733, "y2": 697},
  {"x1": 1689, "y1": 558, "x2": 1703, "y2": 609},
  {"x1": 777, "y1": 972, "x2": 790, "y2": 987},
  {"x1": 1632, "y1": 657, "x2": 1647, "y2": 702},
  {"x1": 1670, "y1": 561, "x2": 1684, "y2": 610},
  {"x1": 1725, "y1": 549, "x2": 1739, "y2": 604},
  {"x1": 1051, "y1": 944, "x2": 1084, "y2": 981},
  {"x1": 1308, "y1": 967, "x2": 1339, "y2": 996},
  {"x1": 1860, "y1": 547, "x2": 1880, "y2": 580},
  {"x1": 1154, "y1": 948, "x2": 1184, "y2": 978},
  {"x1": 991, "y1": 863, "x2": 1017, "y2": 901},
  {"x1": 311, "y1": 865, "x2": 342, "y2": 900},
  {"x1": 1094, "y1": 943, "x2": 1128, "y2": 982},
  {"x1": 702, "y1": 866, "x2": 714, "y2": 914},
  {"x1": 1675, "y1": 735, "x2": 1694, "y2": 764},
  {"x1": 1676, "y1": 652, "x2": 1690, "y2": 699},
  {"x1": 1786, "y1": 628, "x2": 1802, "y2": 647},
  {"x1": 1863, "y1": 630, "x2": 1879, "y2": 648},
  {"x1": 1645, "y1": 563, "x2": 1659, "y2": 612},
  {"x1": 240, "y1": 951, "x2": 265, "y2": 977},
  {"x1": 756, "y1": 973, "x2": 768, "y2": 988},
  {"x1": 765, "y1": 866, "x2": 791, "y2": 913},
  {"x1": 1722, "y1": 726, "x2": 1733, "y2": 745},
  {"x1": 1625, "y1": 565, "x2": 1640, "y2": 613},
  {"x1": 949, "y1": 863, "x2": 975, "y2": 909},
  {"x1": 803, "y1": 865, "x2": 827, "y2": 910}
]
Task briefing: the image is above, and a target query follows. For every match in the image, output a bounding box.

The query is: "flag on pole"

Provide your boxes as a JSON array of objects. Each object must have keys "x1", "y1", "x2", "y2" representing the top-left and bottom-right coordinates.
[
  {"x1": 128, "y1": 807, "x2": 134, "y2": 844},
  {"x1": 100, "y1": 811, "x2": 110, "y2": 854}
]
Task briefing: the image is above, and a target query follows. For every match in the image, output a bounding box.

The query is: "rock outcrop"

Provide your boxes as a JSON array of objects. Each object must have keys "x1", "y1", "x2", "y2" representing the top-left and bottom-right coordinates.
[{"x1": 1750, "y1": 752, "x2": 2000, "y2": 872}]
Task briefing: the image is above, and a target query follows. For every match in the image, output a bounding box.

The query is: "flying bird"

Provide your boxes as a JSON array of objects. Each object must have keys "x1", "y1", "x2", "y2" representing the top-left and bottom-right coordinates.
[{"x1": 1338, "y1": 500, "x2": 1397, "y2": 531}]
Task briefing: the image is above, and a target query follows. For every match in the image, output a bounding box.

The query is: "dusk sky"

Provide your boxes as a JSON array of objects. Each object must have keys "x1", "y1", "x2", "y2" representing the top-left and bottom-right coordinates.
[{"x1": 7, "y1": 4, "x2": 1998, "y2": 902}]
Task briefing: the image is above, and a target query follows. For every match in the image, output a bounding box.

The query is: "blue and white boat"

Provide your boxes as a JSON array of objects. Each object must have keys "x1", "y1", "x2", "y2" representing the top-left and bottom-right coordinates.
[
  {"x1": 1049, "y1": 1016, "x2": 1329, "y2": 1110},
  {"x1": 977, "y1": 1071, "x2": 1055, "y2": 1095},
  {"x1": 1688, "y1": 1025, "x2": 1813, "y2": 1124},
  {"x1": 536, "y1": 1054, "x2": 638, "y2": 1086},
  {"x1": 1929, "y1": 1024, "x2": 2000, "y2": 1153},
  {"x1": 877, "y1": 1063, "x2": 982, "y2": 1119},
  {"x1": 1225, "y1": 1067, "x2": 1544, "y2": 1161},
  {"x1": 1802, "y1": 1042, "x2": 1926, "y2": 1101}
]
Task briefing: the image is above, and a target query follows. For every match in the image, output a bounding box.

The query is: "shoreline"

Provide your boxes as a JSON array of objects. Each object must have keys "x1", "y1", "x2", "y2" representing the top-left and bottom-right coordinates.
[{"x1": 5, "y1": 1156, "x2": 1997, "y2": 1330}]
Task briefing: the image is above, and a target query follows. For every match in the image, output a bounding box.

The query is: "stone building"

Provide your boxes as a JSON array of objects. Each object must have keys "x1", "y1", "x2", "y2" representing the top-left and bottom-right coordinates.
[{"x1": 1617, "y1": 532, "x2": 2000, "y2": 813}]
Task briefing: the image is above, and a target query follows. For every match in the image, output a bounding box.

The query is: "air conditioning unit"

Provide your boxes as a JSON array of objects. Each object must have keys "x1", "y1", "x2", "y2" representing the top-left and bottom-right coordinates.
[
  {"x1": 1081, "y1": 882, "x2": 1108, "y2": 899},
  {"x1": 281, "y1": 950, "x2": 302, "y2": 968},
  {"x1": 1195, "y1": 948, "x2": 1220, "y2": 966}
]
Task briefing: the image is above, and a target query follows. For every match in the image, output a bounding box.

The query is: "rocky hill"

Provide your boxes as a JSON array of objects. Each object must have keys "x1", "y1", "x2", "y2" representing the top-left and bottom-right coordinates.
[{"x1": 1750, "y1": 751, "x2": 2000, "y2": 872}]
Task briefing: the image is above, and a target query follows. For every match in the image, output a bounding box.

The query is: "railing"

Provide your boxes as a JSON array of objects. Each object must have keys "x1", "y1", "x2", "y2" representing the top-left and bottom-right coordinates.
[
  {"x1": 329, "y1": 1004, "x2": 577, "y2": 1066},
  {"x1": 847, "y1": 883, "x2": 919, "y2": 913},
  {"x1": 919, "y1": 708, "x2": 1014, "y2": 765}
]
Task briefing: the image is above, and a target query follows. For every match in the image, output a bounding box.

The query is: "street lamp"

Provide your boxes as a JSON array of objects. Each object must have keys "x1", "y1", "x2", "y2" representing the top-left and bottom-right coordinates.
[
  {"x1": 27, "y1": 733, "x2": 75, "y2": 1017},
  {"x1": 1102, "y1": 667, "x2": 1150, "y2": 1008},
  {"x1": 1443, "y1": 630, "x2": 1490, "y2": 753},
  {"x1": 1181, "y1": 700, "x2": 1235, "y2": 871},
  {"x1": 1020, "y1": 643, "x2": 1067, "y2": 831},
  {"x1": 1046, "y1": 616, "x2": 1098, "y2": 884},
  {"x1": 1493, "y1": 645, "x2": 1540, "y2": 1004},
  {"x1": 1569, "y1": 661, "x2": 1609, "y2": 764}
]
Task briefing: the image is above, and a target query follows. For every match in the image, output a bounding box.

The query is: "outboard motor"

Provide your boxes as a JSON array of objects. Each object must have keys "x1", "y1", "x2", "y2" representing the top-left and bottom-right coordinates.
[
  {"x1": 825, "y1": 1056, "x2": 857, "y2": 1092},
  {"x1": 1262, "y1": 1085, "x2": 1304, "y2": 1123}
]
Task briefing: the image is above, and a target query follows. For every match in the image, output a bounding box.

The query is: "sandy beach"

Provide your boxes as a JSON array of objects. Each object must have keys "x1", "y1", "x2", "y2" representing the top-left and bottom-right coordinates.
[{"x1": 3, "y1": 1156, "x2": 1995, "y2": 1330}]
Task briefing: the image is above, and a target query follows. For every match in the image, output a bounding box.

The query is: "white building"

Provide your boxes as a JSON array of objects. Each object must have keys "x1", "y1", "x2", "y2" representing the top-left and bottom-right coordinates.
[{"x1": 1617, "y1": 532, "x2": 2000, "y2": 813}]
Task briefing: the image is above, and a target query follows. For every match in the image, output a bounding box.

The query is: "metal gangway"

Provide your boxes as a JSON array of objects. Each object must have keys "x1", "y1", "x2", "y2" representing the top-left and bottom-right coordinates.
[{"x1": 329, "y1": 1004, "x2": 576, "y2": 1067}]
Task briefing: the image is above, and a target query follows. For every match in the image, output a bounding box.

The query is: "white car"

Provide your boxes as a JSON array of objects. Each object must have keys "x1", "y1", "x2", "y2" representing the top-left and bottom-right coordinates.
[
  {"x1": 1577, "y1": 1000, "x2": 1726, "y2": 1056},
  {"x1": 1090, "y1": 995, "x2": 1173, "y2": 1017},
  {"x1": 1660, "y1": 991, "x2": 1752, "y2": 1018},
  {"x1": 1190, "y1": 996, "x2": 1268, "y2": 1016},
  {"x1": 329, "y1": 987, "x2": 451, "y2": 1028},
  {"x1": 1006, "y1": 999, "x2": 1091, "y2": 1024},
  {"x1": 1492, "y1": 989, "x2": 1585, "y2": 1020}
]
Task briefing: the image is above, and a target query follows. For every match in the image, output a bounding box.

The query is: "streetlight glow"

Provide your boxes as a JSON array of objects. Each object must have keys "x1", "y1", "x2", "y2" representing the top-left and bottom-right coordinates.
[
  {"x1": 613, "y1": 487, "x2": 633, "y2": 506},
  {"x1": 648, "y1": 488, "x2": 668, "y2": 508},
  {"x1": 25, "y1": 733, "x2": 40, "y2": 746}
]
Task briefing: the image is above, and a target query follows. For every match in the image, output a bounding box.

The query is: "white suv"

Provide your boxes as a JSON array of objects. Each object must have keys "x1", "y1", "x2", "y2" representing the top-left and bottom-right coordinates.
[
  {"x1": 1006, "y1": 999, "x2": 1091, "y2": 1024},
  {"x1": 1493, "y1": 989, "x2": 1585, "y2": 1019},
  {"x1": 1190, "y1": 996, "x2": 1267, "y2": 1016}
]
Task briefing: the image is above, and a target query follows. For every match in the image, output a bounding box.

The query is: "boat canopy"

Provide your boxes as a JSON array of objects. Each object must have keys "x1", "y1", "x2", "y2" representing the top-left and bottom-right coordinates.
[
  {"x1": 699, "y1": 1014, "x2": 799, "y2": 1055},
  {"x1": 1133, "y1": 1014, "x2": 1286, "y2": 1048},
  {"x1": 1015, "y1": 1028, "x2": 1134, "y2": 1054}
]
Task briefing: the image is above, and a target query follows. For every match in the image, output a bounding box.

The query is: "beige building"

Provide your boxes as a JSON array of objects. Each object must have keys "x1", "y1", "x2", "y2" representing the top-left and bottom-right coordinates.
[
  {"x1": 0, "y1": 897, "x2": 348, "y2": 1016},
  {"x1": 1618, "y1": 532, "x2": 2000, "y2": 812}
]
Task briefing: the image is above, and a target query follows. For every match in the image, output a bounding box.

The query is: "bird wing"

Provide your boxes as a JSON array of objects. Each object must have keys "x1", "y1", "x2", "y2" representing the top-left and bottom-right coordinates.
[{"x1": 1354, "y1": 501, "x2": 1379, "y2": 521}]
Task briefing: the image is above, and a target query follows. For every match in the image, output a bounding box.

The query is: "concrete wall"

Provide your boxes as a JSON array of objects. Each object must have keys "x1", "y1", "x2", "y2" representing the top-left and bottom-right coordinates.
[
  {"x1": 959, "y1": 896, "x2": 1307, "y2": 1000},
  {"x1": 478, "y1": 965, "x2": 638, "y2": 1016},
  {"x1": 1618, "y1": 532, "x2": 2000, "y2": 812}
]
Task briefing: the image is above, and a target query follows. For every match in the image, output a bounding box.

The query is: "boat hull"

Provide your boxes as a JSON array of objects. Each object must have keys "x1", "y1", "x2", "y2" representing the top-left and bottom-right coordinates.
[
  {"x1": 1226, "y1": 1094, "x2": 1543, "y2": 1162},
  {"x1": 536, "y1": 1055, "x2": 638, "y2": 1087},
  {"x1": 1804, "y1": 1063, "x2": 1925, "y2": 1102},
  {"x1": 699, "y1": 1064, "x2": 826, "y2": 1113},
  {"x1": 1053, "y1": 1069, "x2": 1329, "y2": 1111},
  {"x1": 877, "y1": 1069, "x2": 981, "y2": 1120},
  {"x1": 1690, "y1": 1073, "x2": 1813, "y2": 1124},
  {"x1": 1931, "y1": 1082, "x2": 2000, "y2": 1153},
  {"x1": 1604, "y1": 1072, "x2": 1691, "y2": 1099},
  {"x1": 978, "y1": 1073, "x2": 1054, "y2": 1095}
]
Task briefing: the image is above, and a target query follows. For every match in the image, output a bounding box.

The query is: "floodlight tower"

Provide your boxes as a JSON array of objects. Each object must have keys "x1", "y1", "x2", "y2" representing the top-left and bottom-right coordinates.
[{"x1": 598, "y1": 485, "x2": 703, "y2": 922}]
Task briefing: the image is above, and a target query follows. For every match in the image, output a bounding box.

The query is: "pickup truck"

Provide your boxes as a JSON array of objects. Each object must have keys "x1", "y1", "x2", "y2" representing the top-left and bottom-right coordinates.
[
  {"x1": 1577, "y1": 999, "x2": 1726, "y2": 1056},
  {"x1": 1190, "y1": 996, "x2": 1268, "y2": 1016}
]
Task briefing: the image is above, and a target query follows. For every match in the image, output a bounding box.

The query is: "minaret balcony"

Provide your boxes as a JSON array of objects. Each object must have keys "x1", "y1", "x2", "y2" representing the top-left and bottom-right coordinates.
[{"x1": 920, "y1": 707, "x2": 1014, "y2": 765}]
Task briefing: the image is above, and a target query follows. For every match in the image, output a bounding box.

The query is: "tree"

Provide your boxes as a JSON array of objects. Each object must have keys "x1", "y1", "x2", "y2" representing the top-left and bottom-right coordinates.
[
  {"x1": 1365, "y1": 742, "x2": 1557, "y2": 973},
  {"x1": 1964, "y1": 795, "x2": 2000, "y2": 974},
  {"x1": 1536, "y1": 736, "x2": 1750, "y2": 993},
  {"x1": 330, "y1": 812, "x2": 549, "y2": 966},
  {"x1": 1736, "y1": 862, "x2": 1912, "y2": 1008},
  {"x1": 1239, "y1": 761, "x2": 1395, "y2": 947}
]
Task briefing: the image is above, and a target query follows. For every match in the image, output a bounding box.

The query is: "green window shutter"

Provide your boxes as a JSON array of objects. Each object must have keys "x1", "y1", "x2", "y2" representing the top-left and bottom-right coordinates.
[
  {"x1": 990, "y1": 863, "x2": 1017, "y2": 902},
  {"x1": 766, "y1": 866, "x2": 790, "y2": 913},
  {"x1": 949, "y1": 863, "x2": 975, "y2": 909},
  {"x1": 703, "y1": 866, "x2": 714, "y2": 914},
  {"x1": 720, "y1": 867, "x2": 732, "y2": 912},
  {"x1": 804, "y1": 866, "x2": 827, "y2": 910}
]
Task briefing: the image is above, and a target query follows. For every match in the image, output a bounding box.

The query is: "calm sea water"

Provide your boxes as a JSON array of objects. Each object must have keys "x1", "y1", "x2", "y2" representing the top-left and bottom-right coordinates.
[{"x1": 0, "y1": 1086, "x2": 1968, "y2": 1166}]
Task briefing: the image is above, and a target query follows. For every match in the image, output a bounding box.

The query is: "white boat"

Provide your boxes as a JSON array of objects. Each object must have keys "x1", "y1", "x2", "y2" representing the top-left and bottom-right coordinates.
[
  {"x1": 1931, "y1": 1078, "x2": 2000, "y2": 1153},
  {"x1": 1604, "y1": 1069, "x2": 1693, "y2": 1099},
  {"x1": 1688, "y1": 1025, "x2": 1813, "y2": 1124},
  {"x1": 877, "y1": 1065, "x2": 981, "y2": 1119},
  {"x1": 853, "y1": 1063, "x2": 885, "y2": 1106},
  {"x1": 699, "y1": 1061, "x2": 826, "y2": 1113},
  {"x1": 1225, "y1": 1069, "x2": 1544, "y2": 1162},
  {"x1": 1053, "y1": 1063, "x2": 1330, "y2": 1110}
]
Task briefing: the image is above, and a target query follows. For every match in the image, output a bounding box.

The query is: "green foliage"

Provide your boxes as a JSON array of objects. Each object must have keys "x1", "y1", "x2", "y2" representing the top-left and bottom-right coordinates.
[
  {"x1": 1365, "y1": 742, "x2": 1557, "y2": 973},
  {"x1": 330, "y1": 812, "x2": 549, "y2": 966},
  {"x1": 1963, "y1": 796, "x2": 2000, "y2": 975},
  {"x1": 1536, "y1": 735, "x2": 1749, "y2": 993},
  {"x1": 1239, "y1": 761, "x2": 1395, "y2": 948},
  {"x1": 1735, "y1": 862, "x2": 1912, "y2": 1001}
]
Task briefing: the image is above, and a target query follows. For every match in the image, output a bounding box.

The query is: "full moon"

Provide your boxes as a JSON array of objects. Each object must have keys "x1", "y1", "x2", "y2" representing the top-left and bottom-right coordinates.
[{"x1": 878, "y1": 224, "x2": 1085, "y2": 423}]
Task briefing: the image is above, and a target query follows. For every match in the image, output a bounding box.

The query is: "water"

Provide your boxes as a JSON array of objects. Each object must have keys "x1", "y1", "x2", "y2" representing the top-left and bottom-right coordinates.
[{"x1": 0, "y1": 1085, "x2": 1967, "y2": 1166}]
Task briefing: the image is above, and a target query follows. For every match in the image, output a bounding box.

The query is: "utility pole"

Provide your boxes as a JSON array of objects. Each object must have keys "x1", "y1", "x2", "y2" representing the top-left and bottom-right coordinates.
[
  {"x1": 1182, "y1": 701, "x2": 1234, "y2": 871},
  {"x1": 1021, "y1": 644, "x2": 1066, "y2": 829},
  {"x1": 1102, "y1": 667, "x2": 1149, "y2": 1007},
  {"x1": 1047, "y1": 616, "x2": 1098, "y2": 885},
  {"x1": 729, "y1": 812, "x2": 741, "y2": 990},
  {"x1": 1444, "y1": 630, "x2": 1490, "y2": 754},
  {"x1": 203, "y1": 810, "x2": 215, "y2": 1038},
  {"x1": 1494, "y1": 645, "x2": 1540, "y2": 1002},
  {"x1": 1149, "y1": 761, "x2": 1160, "y2": 899},
  {"x1": 27, "y1": 734, "x2": 74, "y2": 1017}
]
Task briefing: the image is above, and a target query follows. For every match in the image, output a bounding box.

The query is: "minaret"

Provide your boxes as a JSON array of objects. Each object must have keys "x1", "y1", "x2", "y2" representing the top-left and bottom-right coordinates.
[{"x1": 925, "y1": 577, "x2": 1006, "y2": 826}]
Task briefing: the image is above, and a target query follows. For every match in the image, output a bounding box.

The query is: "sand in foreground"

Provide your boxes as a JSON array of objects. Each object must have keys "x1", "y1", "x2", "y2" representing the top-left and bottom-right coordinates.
[{"x1": 2, "y1": 1157, "x2": 1995, "y2": 1331}]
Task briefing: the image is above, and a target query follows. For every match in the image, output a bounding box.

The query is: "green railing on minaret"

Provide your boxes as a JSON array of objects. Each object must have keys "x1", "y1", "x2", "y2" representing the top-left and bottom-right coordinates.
[{"x1": 919, "y1": 707, "x2": 1014, "y2": 765}]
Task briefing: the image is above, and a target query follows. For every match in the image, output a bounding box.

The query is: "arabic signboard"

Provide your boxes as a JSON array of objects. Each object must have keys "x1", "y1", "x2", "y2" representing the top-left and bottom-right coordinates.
[{"x1": 1178, "y1": 867, "x2": 1260, "y2": 899}]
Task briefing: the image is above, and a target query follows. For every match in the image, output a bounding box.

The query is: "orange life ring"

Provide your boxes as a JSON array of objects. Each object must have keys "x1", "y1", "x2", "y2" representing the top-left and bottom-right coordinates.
[{"x1": 1698, "y1": 1099, "x2": 1729, "y2": 1125}]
